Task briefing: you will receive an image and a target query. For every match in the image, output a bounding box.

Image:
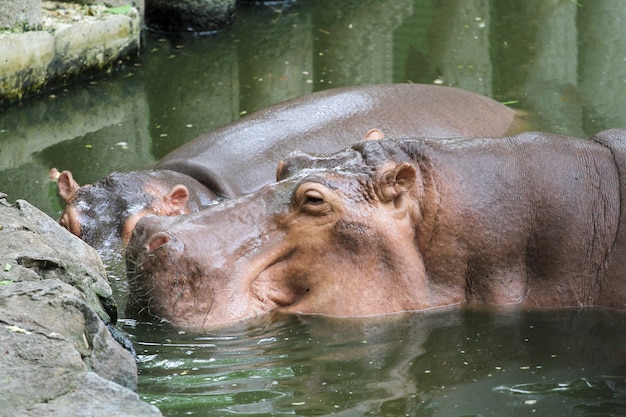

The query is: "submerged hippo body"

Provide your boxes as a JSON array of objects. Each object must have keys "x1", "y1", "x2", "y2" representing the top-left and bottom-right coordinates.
[
  {"x1": 127, "y1": 130, "x2": 626, "y2": 329},
  {"x1": 153, "y1": 83, "x2": 526, "y2": 197},
  {"x1": 57, "y1": 84, "x2": 526, "y2": 249}
]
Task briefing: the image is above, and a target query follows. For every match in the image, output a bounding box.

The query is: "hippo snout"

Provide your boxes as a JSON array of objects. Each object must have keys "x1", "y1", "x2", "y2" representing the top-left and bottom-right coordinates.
[
  {"x1": 126, "y1": 215, "x2": 187, "y2": 292},
  {"x1": 128, "y1": 215, "x2": 182, "y2": 258}
]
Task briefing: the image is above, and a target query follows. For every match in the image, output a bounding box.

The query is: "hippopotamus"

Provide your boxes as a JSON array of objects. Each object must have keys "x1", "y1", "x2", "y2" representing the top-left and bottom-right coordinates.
[
  {"x1": 56, "y1": 83, "x2": 529, "y2": 249},
  {"x1": 126, "y1": 129, "x2": 626, "y2": 329},
  {"x1": 56, "y1": 170, "x2": 219, "y2": 249}
]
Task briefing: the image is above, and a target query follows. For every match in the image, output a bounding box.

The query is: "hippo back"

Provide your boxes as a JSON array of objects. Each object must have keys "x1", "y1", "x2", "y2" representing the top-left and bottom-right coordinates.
[
  {"x1": 154, "y1": 84, "x2": 523, "y2": 197},
  {"x1": 590, "y1": 129, "x2": 626, "y2": 309}
]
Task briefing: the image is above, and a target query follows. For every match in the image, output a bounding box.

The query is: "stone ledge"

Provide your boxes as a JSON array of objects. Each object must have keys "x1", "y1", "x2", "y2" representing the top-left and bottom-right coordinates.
[{"x1": 0, "y1": 2, "x2": 140, "y2": 104}]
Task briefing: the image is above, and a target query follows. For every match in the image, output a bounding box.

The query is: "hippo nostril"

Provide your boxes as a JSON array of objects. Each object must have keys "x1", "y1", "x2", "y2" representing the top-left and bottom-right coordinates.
[{"x1": 147, "y1": 232, "x2": 172, "y2": 252}]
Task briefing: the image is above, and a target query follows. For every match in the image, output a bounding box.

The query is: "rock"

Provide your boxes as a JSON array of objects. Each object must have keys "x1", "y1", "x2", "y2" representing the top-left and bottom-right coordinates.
[
  {"x1": 19, "y1": 372, "x2": 159, "y2": 417},
  {"x1": 0, "y1": 195, "x2": 162, "y2": 417},
  {"x1": 145, "y1": 0, "x2": 236, "y2": 35},
  {"x1": 1, "y1": 198, "x2": 115, "y2": 322}
]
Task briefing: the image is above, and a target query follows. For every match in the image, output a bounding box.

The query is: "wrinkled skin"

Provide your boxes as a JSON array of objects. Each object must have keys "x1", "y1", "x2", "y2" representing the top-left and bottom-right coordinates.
[
  {"x1": 55, "y1": 83, "x2": 529, "y2": 250},
  {"x1": 126, "y1": 129, "x2": 626, "y2": 329}
]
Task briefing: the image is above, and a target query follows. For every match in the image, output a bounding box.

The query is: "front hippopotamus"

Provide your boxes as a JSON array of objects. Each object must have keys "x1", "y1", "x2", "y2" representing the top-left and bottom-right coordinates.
[
  {"x1": 56, "y1": 83, "x2": 530, "y2": 250},
  {"x1": 126, "y1": 129, "x2": 626, "y2": 329}
]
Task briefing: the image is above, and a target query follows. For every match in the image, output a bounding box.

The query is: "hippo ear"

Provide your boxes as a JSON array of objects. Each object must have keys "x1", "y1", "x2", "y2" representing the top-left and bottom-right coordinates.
[
  {"x1": 57, "y1": 170, "x2": 81, "y2": 202},
  {"x1": 378, "y1": 163, "x2": 416, "y2": 205},
  {"x1": 164, "y1": 184, "x2": 190, "y2": 215},
  {"x1": 276, "y1": 160, "x2": 286, "y2": 181},
  {"x1": 363, "y1": 128, "x2": 384, "y2": 141}
]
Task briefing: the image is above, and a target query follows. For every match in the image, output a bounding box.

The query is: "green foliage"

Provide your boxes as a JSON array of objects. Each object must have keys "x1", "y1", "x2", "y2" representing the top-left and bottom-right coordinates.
[{"x1": 104, "y1": 5, "x2": 132, "y2": 15}]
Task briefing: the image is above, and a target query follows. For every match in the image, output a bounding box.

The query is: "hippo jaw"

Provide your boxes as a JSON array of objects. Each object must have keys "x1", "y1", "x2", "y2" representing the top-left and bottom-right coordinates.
[{"x1": 127, "y1": 155, "x2": 434, "y2": 329}]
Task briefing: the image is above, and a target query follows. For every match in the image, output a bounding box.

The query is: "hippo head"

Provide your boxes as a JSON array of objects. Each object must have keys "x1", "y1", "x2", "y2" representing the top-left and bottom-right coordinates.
[
  {"x1": 57, "y1": 170, "x2": 218, "y2": 250},
  {"x1": 126, "y1": 140, "x2": 435, "y2": 329}
]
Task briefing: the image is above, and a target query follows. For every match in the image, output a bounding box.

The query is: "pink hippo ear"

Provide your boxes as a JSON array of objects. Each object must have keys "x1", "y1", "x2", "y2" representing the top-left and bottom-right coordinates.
[
  {"x1": 164, "y1": 184, "x2": 190, "y2": 215},
  {"x1": 57, "y1": 170, "x2": 81, "y2": 203},
  {"x1": 378, "y1": 163, "x2": 417, "y2": 206},
  {"x1": 363, "y1": 128, "x2": 384, "y2": 141}
]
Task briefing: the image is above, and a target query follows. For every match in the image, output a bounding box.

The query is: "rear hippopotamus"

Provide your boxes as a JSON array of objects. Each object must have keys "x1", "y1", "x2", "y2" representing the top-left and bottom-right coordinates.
[
  {"x1": 56, "y1": 170, "x2": 219, "y2": 248},
  {"x1": 126, "y1": 129, "x2": 626, "y2": 329},
  {"x1": 55, "y1": 83, "x2": 529, "y2": 250}
]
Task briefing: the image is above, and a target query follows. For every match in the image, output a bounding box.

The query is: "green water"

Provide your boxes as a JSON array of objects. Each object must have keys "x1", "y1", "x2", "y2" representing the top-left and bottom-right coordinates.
[
  {"x1": 126, "y1": 308, "x2": 626, "y2": 416},
  {"x1": 2, "y1": 0, "x2": 626, "y2": 415}
]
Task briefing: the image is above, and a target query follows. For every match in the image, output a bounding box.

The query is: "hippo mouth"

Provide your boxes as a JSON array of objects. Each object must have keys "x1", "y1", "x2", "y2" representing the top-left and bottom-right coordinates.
[
  {"x1": 127, "y1": 222, "x2": 306, "y2": 327},
  {"x1": 247, "y1": 245, "x2": 314, "y2": 313}
]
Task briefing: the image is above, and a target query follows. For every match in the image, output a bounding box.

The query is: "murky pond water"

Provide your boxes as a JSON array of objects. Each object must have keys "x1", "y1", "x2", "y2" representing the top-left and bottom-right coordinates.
[
  {"x1": 2, "y1": 0, "x2": 626, "y2": 415},
  {"x1": 119, "y1": 307, "x2": 626, "y2": 417},
  {"x1": 124, "y1": 308, "x2": 626, "y2": 416}
]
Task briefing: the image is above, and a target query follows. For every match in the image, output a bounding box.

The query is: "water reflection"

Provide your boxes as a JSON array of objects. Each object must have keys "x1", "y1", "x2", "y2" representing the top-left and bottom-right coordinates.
[
  {"x1": 494, "y1": 0, "x2": 585, "y2": 138},
  {"x1": 128, "y1": 308, "x2": 626, "y2": 416},
  {"x1": 3, "y1": 0, "x2": 626, "y2": 217},
  {"x1": 312, "y1": 0, "x2": 412, "y2": 87}
]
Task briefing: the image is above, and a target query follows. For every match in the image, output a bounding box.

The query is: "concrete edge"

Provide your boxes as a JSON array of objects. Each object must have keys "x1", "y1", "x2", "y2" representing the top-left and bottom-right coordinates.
[{"x1": 0, "y1": 6, "x2": 140, "y2": 104}]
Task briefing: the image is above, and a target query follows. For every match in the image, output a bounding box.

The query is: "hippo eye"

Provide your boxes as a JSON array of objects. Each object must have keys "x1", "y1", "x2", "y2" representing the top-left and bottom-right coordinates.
[
  {"x1": 304, "y1": 191, "x2": 324, "y2": 206},
  {"x1": 295, "y1": 185, "x2": 330, "y2": 215}
]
